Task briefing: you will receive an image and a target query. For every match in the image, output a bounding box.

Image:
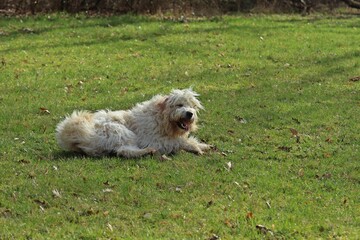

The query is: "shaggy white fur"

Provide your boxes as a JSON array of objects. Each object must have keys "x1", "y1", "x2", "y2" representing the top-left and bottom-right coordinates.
[{"x1": 56, "y1": 88, "x2": 210, "y2": 158}]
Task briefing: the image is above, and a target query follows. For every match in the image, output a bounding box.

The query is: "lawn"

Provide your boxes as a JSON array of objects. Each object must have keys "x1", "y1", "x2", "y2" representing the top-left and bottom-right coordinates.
[{"x1": 0, "y1": 13, "x2": 359, "y2": 239}]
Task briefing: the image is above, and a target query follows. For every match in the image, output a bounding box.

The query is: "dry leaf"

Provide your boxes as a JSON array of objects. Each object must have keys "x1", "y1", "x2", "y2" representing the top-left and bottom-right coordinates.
[
  {"x1": 18, "y1": 159, "x2": 30, "y2": 164},
  {"x1": 102, "y1": 188, "x2": 113, "y2": 193},
  {"x1": 1, "y1": 209, "x2": 12, "y2": 218},
  {"x1": 85, "y1": 208, "x2": 98, "y2": 216},
  {"x1": 22, "y1": 28, "x2": 35, "y2": 34},
  {"x1": 316, "y1": 173, "x2": 332, "y2": 180},
  {"x1": 256, "y1": 224, "x2": 274, "y2": 236},
  {"x1": 39, "y1": 107, "x2": 50, "y2": 114},
  {"x1": 289, "y1": 128, "x2": 300, "y2": 143},
  {"x1": 28, "y1": 171, "x2": 36, "y2": 179},
  {"x1": 106, "y1": 223, "x2": 113, "y2": 232},
  {"x1": 349, "y1": 76, "x2": 360, "y2": 82},
  {"x1": 325, "y1": 137, "x2": 332, "y2": 143},
  {"x1": 143, "y1": 212, "x2": 152, "y2": 219},
  {"x1": 292, "y1": 117, "x2": 301, "y2": 124},
  {"x1": 289, "y1": 128, "x2": 298, "y2": 136},
  {"x1": 34, "y1": 199, "x2": 49, "y2": 208},
  {"x1": 208, "y1": 234, "x2": 220, "y2": 240},
  {"x1": 298, "y1": 168, "x2": 304, "y2": 177},
  {"x1": 160, "y1": 154, "x2": 172, "y2": 161},
  {"x1": 225, "y1": 161, "x2": 232, "y2": 171},
  {"x1": 246, "y1": 212, "x2": 254, "y2": 219},
  {"x1": 39, "y1": 205, "x2": 45, "y2": 212},
  {"x1": 278, "y1": 146, "x2": 291, "y2": 152},
  {"x1": 52, "y1": 189, "x2": 61, "y2": 198},
  {"x1": 224, "y1": 219, "x2": 235, "y2": 228},
  {"x1": 235, "y1": 116, "x2": 247, "y2": 124}
]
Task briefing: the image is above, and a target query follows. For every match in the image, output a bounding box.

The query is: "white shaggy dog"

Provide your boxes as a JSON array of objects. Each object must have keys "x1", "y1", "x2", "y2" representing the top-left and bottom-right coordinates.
[{"x1": 56, "y1": 89, "x2": 210, "y2": 158}]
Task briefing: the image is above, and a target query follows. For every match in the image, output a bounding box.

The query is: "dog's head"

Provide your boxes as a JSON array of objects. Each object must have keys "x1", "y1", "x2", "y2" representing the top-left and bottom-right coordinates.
[{"x1": 160, "y1": 88, "x2": 204, "y2": 136}]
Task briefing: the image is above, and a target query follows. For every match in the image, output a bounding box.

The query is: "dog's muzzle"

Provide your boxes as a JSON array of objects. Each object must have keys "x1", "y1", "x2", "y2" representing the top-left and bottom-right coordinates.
[{"x1": 177, "y1": 111, "x2": 194, "y2": 131}]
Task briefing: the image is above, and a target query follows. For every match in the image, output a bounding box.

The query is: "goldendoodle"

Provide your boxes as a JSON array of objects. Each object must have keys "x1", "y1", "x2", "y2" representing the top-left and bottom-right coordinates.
[{"x1": 56, "y1": 88, "x2": 210, "y2": 158}]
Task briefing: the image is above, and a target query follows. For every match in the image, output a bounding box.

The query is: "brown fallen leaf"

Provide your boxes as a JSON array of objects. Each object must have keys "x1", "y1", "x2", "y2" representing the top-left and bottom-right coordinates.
[
  {"x1": 28, "y1": 171, "x2": 36, "y2": 179},
  {"x1": 18, "y1": 159, "x2": 30, "y2": 164},
  {"x1": 256, "y1": 224, "x2": 274, "y2": 236},
  {"x1": 1, "y1": 209, "x2": 12, "y2": 218},
  {"x1": 224, "y1": 219, "x2": 235, "y2": 228},
  {"x1": 235, "y1": 116, "x2": 247, "y2": 124},
  {"x1": 206, "y1": 200, "x2": 214, "y2": 208},
  {"x1": 315, "y1": 173, "x2": 332, "y2": 180},
  {"x1": 208, "y1": 234, "x2": 220, "y2": 240},
  {"x1": 289, "y1": 128, "x2": 298, "y2": 136},
  {"x1": 39, "y1": 107, "x2": 50, "y2": 114},
  {"x1": 246, "y1": 211, "x2": 254, "y2": 219},
  {"x1": 349, "y1": 76, "x2": 360, "y2": 82},
  {"x1": 33, "y1": 199, "x2": 49, "y2": 208},
  {"x1": 278, "y1": 146, "x2": 291, "y2": 152},
  {"x1": 85, "y1": 208, "x2": 98, "y2": 216},
  {"x1": 292, "y1": 117, "x2": 301, "y2": 124},
  {"x1": 289, "y1": 128, "x2": 300, "y2": 143}
]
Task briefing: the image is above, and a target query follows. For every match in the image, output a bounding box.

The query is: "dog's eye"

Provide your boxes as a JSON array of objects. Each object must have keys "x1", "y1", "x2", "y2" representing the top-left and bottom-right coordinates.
[{"x1": 176, "y1": 104, "x2": 184, "y2": 108}]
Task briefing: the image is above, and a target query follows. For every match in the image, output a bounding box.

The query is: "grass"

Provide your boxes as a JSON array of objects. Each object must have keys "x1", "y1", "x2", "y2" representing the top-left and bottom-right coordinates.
[{"x1": 0, "y1": 13, "x2": 359, "y2": 239}]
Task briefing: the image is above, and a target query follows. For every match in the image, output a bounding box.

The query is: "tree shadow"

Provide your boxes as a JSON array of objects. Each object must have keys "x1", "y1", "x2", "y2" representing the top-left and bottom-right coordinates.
[{"x1": 0, "y1": 15, "x2": 290, "y2": 54}]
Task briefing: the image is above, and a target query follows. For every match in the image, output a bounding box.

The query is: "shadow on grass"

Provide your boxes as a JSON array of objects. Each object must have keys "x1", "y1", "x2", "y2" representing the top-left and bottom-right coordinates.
[
  {"x1": 51, "y1": 149, "x2": 155, "y2": 162},
  {"x1": 51, "y1": 150, "x2": 89, "y2": 161}
]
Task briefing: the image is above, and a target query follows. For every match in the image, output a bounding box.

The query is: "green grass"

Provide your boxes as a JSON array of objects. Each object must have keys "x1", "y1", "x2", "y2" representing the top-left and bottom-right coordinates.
[{"x1": 0, "y1": 13, "x2": 359, "y2": 239}]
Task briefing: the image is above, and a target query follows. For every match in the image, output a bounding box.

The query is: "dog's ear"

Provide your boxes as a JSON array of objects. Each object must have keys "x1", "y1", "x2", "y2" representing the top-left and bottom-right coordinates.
[{"x1": 158, "y1": 96, "x2": 169, "y2": 111}]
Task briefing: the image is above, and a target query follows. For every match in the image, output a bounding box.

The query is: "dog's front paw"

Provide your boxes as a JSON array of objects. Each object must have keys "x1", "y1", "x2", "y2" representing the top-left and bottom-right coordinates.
[
  {"x1": 198, "y1": 143, "x2": 211, "y2": 151},
  {"x1": 146, "y1": 148, "x2": 157, "y2": 155},
  {"x1": 197, "y1": 149, "x2": 204, "y2": 155}
]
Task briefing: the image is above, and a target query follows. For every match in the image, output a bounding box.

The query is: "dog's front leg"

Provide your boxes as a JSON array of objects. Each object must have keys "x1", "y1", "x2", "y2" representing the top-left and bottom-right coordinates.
[
  {"x1": 116, "y1": 145, "x2": 156, "y2": 158},
  {"x1": 181, "y1": 136, "x2": 210, "y2": 155}
]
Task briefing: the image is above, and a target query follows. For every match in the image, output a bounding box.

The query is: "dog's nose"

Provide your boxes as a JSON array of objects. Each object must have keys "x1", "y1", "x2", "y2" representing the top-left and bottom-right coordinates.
[{"x1": 185, "y1": 111, "x2": 193, "y2": 119}]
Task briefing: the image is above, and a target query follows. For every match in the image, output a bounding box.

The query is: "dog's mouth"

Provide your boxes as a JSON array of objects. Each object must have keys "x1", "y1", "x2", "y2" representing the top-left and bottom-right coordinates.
[{"x1": 177, "y1": 119, "x2": 191, "y2": 131}]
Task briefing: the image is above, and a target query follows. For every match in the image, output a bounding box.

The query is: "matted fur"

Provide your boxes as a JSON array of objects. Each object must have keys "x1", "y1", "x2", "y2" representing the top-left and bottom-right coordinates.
[{"x1": 56, "y1": 89, "x2": 210, "y2": 158}]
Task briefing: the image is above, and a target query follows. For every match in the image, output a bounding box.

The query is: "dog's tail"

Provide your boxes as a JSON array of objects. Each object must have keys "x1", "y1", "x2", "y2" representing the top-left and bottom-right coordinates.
[{"x1": 55, "y1": 110, "x2": 94, "y2": 153}]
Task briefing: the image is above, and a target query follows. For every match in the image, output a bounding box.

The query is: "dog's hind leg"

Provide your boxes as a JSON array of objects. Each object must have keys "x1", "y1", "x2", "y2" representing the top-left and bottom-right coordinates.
[{"x1": 116, "y1": 145, "x2": 156, "y2": 158}]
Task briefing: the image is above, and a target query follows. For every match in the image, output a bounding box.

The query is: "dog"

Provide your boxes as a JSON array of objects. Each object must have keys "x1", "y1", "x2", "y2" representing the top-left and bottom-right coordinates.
[{"x1": 56, "y1": 88, "x2": 210, "y2": 158}]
